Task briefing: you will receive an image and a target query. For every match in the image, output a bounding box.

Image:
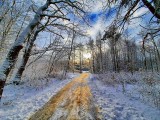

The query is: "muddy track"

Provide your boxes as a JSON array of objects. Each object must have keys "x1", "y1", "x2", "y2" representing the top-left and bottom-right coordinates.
[{"x1": 29, "y1": 73, "x2": 97, "y2": 120}]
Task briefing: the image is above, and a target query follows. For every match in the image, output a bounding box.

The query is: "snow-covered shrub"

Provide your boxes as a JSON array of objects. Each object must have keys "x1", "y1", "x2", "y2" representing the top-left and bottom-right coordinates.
[
  {"x1": 20, "y1": 55, "x2": 64, "y2": 81},
  {"x1": 56, "y1": 71, "x2": 68, "y2": 80},
  {"x1": 96, "y1": 71, "x2": 160, "y2": 108},
  {"x1": 96, "y1": 72, "x2": 119, "y2": 86},
  {"x1": 96, "y1": 72, "x2": 140, "y2": 86},
  {"x1": 138, "y1": 73, "x2": 160, "y2": 108},
  {"x1": 26, "y1": 77, "x2": 49, "y2": 89}
]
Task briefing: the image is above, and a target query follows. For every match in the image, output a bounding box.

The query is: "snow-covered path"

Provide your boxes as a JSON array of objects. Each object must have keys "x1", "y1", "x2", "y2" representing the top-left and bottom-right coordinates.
[
  {"x1": 1, "y1": 73, "x2": 159, "y2": 120},
  {"x1": 29, "y1": 73, "x2": 96, "y2": 120},
  {"x1": 0, "y1": 73, "x2": 78, "y2": 120},
  {"x1": 88, "y1": 75, "x2": 160, "y2": 120}
]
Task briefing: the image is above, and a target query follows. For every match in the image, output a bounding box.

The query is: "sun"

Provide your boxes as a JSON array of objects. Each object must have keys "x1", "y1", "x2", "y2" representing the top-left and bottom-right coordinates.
[
  {"x1": 83, "y1": 53, "x2": 91, "y2": 59},
  {"x1": 86, "y1": 30, "x2": 93, "y2": 36}
]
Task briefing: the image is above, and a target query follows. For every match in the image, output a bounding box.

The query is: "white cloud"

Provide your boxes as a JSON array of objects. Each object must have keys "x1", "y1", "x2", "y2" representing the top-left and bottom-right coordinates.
[
  {"x1": 83, "y1": 0, "x2": 108, "y2": 13},
  {"x1": 86, "y1": 18, "x2": 105, "y2": 39},
  {"x1": 90, "y1": 1, "x2": 103, "y2": 13},
  {"x1": 86, "y1": 15, "x2": 114, "y2": 40}
]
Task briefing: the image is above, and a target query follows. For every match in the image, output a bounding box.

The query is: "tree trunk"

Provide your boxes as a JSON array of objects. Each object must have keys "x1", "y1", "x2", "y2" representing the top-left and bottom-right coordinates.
[
  {"x1": 0, "y1": 81, "x2": 5, "y2": 100},
  {"x1": 12, "y1": 30, "x2": 40, "y2": 84},
  {"x1": 99, "y1": 43, "x2": 103, "y2": 73},
  {"x1": 142, "y1": 0, "x2": 160, "y2": 19},
  {"x1": 65, "y1": 30, "x2": 75, "y2": 75},
  {"x1": 80, "y1": 49, "x2": 82, "y2": 73},
  {"x1": 154, "y1": 47, "x2": 159, "y2": 72},
  {"x1": 91, "y1": 50, "x2": 95, "y2": 73},
  {"x1": 0, "y1": 45, "x2": 23, "y2": 100},
  {"x1": 0, "y1": 1, "x2": 50, "y2": 100},
  {"x1": 143, "y1": 50, "x2": 147, "y2": 71},
  {"x1": 149, "y1": 52, "x2": 153, "y2": 72},
  {"x1": 73, "y1": 47, "x2": 76, "y2": 73}
]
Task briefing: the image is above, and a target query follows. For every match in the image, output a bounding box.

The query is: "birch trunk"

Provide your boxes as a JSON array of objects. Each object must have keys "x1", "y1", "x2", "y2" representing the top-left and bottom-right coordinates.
[
  {"x1": 0, "y1": 1, "x2": 50, "y2": 100},
  {"x1": 12, "y1": 29, "x2": 41, "y2": 84}
]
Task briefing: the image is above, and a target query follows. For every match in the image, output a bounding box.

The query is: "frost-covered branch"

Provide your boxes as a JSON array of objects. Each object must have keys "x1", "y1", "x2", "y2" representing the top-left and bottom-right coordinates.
[{"x1": 0, "y1": 0, "x2": 84, "y2": 99}]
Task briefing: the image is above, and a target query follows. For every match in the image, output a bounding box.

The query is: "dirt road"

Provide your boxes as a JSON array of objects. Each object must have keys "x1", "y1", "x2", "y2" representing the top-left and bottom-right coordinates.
[{"x1": 29, "y1": 73, "x2": 97, "y2": 120}]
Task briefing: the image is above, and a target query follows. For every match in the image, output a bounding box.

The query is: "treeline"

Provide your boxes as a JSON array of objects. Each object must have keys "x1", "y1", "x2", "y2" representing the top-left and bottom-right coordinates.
[
  {"x1": 88, "y1": 25, "x2": 160, "y2": 73},
  {"x1": 86, "y1": 0, "x2": 160, "y2": 73}
]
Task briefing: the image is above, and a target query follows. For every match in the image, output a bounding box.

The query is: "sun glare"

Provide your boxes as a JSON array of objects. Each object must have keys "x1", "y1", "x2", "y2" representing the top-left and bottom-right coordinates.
[
  {"x1": 86, "y1": 30, "x2": 93, "y2": 36},
  {"x1": 83, "y1": 53, "x2": 91, "y2": 59}
]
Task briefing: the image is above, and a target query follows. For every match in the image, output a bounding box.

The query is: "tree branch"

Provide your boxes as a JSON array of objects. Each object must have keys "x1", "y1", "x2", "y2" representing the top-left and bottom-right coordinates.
[{"x1": 142, "y1": 0, "x2": 160, "y2": 19}]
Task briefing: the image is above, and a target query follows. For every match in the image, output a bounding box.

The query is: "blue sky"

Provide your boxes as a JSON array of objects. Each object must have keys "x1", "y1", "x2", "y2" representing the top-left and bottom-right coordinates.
[{"x1": 34, "y1": 0, "x2": 157, "y2": 47}]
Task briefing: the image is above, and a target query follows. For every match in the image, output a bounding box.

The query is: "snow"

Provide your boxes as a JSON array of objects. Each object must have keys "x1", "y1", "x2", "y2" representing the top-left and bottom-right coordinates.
[
  {"x1": 88, "y1": 74, "x2": 160, "y2": 120},
  {"x1": 0, "y1": 73, "x2": 78, "y2": 120},
  {"x1": 1, "y1": 73, "x2": 159, "y2": 120},
  {"x1": 0, "y1": 60, "x2": 10, "y2": 80},
  {"x1": 11, "y1": 0, "x2": 49, "y2": 47}
]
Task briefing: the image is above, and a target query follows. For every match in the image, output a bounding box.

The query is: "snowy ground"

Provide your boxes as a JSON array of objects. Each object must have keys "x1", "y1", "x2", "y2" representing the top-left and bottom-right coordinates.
[
  {"x1": 0, "y1": 73, "x2": 79, "y2": 120},
  {"x1": 28, "y1": 73, "x2": 94, "y2": 120},
  {"x1": 1, "y1": 73, "x2": 160, "y2": 120},
  {"x1": 88, "y1": 75, "x2": 160, "y2": 120}
]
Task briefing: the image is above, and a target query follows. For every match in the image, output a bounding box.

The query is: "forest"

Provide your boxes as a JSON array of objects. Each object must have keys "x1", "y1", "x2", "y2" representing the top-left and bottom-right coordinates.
[{"x1": 0, "y1": 0, "x2": 160, "y2": 120}]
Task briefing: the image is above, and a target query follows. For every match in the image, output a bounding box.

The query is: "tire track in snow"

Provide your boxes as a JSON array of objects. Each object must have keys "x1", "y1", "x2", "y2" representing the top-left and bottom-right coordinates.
[{"x1": 29, "y1": 73, "x2": 97, "y2": 120}]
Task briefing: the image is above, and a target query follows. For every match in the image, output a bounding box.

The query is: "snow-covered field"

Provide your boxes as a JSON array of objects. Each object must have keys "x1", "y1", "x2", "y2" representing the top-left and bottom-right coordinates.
[
  {"x1": 0, "y1": 73, "x2": 79, "y2": 120},
  {"x1": 88, "y1": 74, "x2": 160, "y2": 120}
]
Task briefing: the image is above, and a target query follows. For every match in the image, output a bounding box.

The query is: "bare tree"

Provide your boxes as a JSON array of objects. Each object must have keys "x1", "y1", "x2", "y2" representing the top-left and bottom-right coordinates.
[
  {"x1": 87, "y1": 38, "x2": 95, "y2": 73},
  {"x1": 96, "y1": 32, "x2": 103, "y2": 73},
  {"x1": 0, "y1": 0, "x2": 84, "y2": 100}
]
